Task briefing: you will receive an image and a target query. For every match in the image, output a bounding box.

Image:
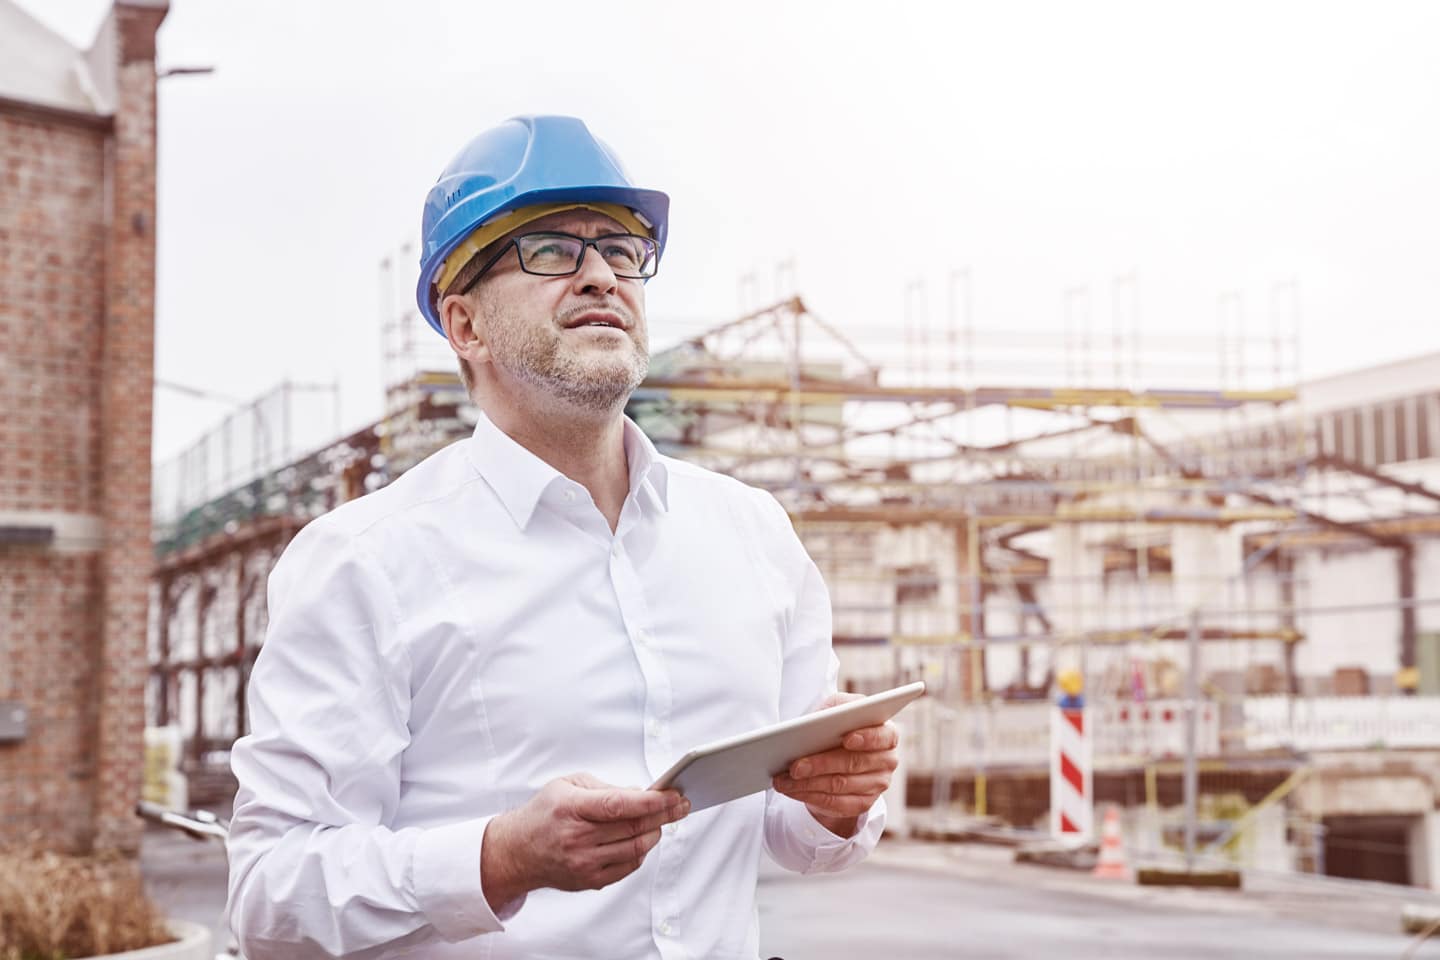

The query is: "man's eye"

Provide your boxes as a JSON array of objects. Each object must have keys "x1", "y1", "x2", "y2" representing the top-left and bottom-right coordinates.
[{"x1": 602, "y1": 241, "x2": 641, "y2": 263}]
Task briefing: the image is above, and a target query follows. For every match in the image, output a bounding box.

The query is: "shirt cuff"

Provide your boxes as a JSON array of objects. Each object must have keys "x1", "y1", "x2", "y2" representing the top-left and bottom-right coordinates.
[
  {"x1": 787, "y1": 795, "x2": 887, "y2": 873},
  {"x1": 412, "y1": 816, "x2": 523, "y2": 942}
]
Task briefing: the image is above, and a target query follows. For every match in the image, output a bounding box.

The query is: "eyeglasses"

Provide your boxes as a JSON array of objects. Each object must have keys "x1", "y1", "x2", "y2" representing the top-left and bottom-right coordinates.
[{"x1": 456, "y1": 232, "x2": 660, "y2": 295}]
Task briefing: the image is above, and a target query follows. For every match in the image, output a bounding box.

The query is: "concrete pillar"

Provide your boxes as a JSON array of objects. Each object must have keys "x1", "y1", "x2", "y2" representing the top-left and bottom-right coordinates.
[
  {"x1": 1049, "y1": 524, "x2": 1105, "y2": 685},
  {"x1": 1171, "y1": 524, "x2": 1241, "y2": 615},
  {"x1": 1247, "y1": 802, "x2": 1292, "y2": 873},
  {"x1": 1050, "y1": 525, "x2": 1106, "y2": 633},
  {"x1": 1410, "y1": 811, "x2": 1440, "y2": 891}
]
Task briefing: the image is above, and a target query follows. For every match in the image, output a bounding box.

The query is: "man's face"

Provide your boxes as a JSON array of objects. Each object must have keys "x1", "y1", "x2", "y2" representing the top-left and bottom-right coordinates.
[{"x1": 463, "y1": 208, "x2": 650, "y2": 413}]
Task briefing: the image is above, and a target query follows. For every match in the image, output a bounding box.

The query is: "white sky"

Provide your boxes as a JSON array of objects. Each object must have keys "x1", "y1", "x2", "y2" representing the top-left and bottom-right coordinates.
[{"x1": 25, "y1": 0, "x2": 1440, "y2": 462}]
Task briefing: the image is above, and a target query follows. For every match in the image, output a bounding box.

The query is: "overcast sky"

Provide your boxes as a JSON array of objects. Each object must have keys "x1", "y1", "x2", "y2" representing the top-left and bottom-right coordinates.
[{"x1": 27, "y1": 0, "x2": 1440, "y2": 463}]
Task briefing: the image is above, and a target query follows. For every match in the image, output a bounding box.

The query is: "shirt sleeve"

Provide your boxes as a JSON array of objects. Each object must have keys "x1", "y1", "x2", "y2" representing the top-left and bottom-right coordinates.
[
  {"x1": 225, "y1": 523, "x2": 520, "y2": 960},
  {"x1": 752, "y1": 496, "x2": 887, "y2": 873}
]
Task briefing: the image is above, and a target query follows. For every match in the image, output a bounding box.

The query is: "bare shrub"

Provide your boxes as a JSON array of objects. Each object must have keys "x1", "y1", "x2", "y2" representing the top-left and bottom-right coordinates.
[{"x1": 0, "y1": 848, "x2": 173, "y2": 959}]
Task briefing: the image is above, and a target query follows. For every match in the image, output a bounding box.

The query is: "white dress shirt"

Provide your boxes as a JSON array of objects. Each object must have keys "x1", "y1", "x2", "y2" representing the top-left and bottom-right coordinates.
[{"x1": 226, "y1": 412, "x2": 883, "y2": 960}]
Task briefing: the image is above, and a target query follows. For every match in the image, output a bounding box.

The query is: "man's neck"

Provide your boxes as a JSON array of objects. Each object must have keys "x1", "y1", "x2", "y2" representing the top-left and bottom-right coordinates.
[{"x1": 482, "y1": 395, "x2": 631, "y2": 533}]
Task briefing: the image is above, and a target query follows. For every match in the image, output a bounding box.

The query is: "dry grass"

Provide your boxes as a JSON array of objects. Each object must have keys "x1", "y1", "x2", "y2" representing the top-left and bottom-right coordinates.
[{"x1": 0, "y1": 848, "x2": 173, "y2": 960}]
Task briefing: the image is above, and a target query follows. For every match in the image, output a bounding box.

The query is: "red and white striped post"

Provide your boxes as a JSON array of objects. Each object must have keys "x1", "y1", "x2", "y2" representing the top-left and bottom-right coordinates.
[{"x1": 1050, "y1": 674, "x2": 1093, "y2": 842}]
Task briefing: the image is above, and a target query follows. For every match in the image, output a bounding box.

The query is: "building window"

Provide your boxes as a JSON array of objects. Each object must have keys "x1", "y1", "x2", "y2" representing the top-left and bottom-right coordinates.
[{"x1": 895, "y1": 564, "x2": 940, "y2": 605}]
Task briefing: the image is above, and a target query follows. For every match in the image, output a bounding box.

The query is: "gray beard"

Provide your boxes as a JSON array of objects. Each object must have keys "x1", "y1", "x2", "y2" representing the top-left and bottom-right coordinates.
[
  {"x1": 510, "y1": 342, "x2": 649, "y2": 411},
  {"x1": 482, "y1": 305, "x2": 649, "y2": 413}
]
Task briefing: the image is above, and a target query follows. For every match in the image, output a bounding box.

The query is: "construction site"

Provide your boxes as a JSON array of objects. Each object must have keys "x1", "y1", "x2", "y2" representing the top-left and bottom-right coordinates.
[
  {"x1": 147, "y1": 267, "x2": 1440, "y2": 891},
  {"x1": 9, "y1": 1, "x2": 1440, "y2": 956}
]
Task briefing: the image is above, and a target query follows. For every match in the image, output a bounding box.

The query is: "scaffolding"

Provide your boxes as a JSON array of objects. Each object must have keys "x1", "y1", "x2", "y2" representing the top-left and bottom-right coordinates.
[
  {"x1": 626, "y1": 291, "x2": 1308, "y2": 695},
  {"x1": 146, "y1": 278, "x2": 1440, "y2": 847}
]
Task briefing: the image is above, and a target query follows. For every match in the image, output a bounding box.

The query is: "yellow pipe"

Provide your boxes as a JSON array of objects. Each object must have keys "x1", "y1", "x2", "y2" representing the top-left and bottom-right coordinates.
[{"x1": 1206, "y1": 766, "x2": 1312, "y2": 853}]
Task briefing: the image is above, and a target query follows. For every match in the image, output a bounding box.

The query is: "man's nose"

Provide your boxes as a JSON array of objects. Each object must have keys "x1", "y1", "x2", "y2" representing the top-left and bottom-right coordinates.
[{"x1": 570, "y1": 240, "x2": 619, "y2": 296}]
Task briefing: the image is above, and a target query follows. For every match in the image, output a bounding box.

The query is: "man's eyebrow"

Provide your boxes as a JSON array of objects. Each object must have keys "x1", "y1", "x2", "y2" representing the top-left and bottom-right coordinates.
[{"x1": 525, "y1": 219, "x2": 629, "y2": 236}]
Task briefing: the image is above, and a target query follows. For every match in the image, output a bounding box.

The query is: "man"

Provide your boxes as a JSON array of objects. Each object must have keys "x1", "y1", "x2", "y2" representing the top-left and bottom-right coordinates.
[{"x1": 227, "y1": 115, "x2": 900, "y2": 960}]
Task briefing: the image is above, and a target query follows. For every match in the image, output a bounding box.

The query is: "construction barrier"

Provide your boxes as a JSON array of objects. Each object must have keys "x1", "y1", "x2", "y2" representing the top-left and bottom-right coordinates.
[
  {"x1": 905, "y1": 697, "x2": 1222, "y2": 774},
  {"x1": 1095, "y1": 700, "x2": 1220, "y2": 760},
  {"x1": 1244, "y1": 695, "x2": 1440, "y2": 751},
  {"x1": 1050, "y1": 700, "x2": 1092, "y2": 840}
]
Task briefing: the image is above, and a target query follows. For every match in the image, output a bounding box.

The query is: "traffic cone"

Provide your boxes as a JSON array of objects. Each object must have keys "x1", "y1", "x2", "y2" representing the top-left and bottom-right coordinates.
[{"x1": 1092, "y1": 804, "x2": 1130, "y2": 880}]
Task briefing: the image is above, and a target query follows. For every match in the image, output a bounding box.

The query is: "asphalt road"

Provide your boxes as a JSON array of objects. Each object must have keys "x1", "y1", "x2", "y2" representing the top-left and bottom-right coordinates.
[
  {"x1": 143, "y1": 827, "x2": 1439, "y2": 959},
  {"x1": 756, "y1": 858, "x2": 1428, "y2": 959}
]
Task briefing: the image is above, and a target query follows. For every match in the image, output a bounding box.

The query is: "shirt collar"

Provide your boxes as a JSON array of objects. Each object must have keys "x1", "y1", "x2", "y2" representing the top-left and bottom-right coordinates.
[
  {"x1": 622, "y1": 415, "x2": 670, "y2": 515},
  {"x1": 466, "y1": 411, "x2": 670, "y2": 531}
]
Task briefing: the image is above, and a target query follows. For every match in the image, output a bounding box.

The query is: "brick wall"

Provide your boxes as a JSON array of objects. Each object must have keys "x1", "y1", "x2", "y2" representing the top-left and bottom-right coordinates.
[
  {"x1": 0, "y1": 555, "x2": 103, "y2": 850},
  {"x1": 0, "y1": 117, "x2": 107, "y2": 515},
  {"x1": 94, "y1": 0, "x2": 168, "y2": 857},
  {"x1": 0, "y1": 111, "x2": 109, "y2": 854},
  {"x1": 0, "y1": 0, "x2": 166, "y2": 856}
]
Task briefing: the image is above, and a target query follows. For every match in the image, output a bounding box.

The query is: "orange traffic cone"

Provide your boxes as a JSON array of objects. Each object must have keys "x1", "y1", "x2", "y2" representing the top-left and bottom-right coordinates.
[{"x1": 1092, "y1": 804, "x2": 1130, "y2": 880}]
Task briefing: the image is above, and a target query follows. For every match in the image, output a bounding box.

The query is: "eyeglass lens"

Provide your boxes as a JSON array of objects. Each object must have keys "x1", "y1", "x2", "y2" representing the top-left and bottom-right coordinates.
[{"x1": 514, "y1": 233, "x2": 658, "y2": 278}]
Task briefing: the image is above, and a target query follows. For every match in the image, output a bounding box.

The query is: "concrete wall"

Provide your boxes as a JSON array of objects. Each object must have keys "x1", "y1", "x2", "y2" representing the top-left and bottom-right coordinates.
[
  {"x1": 1293, "y1": 549, "x2": 1402, "y2": 686},
  {"x1": 1302, "y1": 352, "x2": 1440, "y2": 414}
]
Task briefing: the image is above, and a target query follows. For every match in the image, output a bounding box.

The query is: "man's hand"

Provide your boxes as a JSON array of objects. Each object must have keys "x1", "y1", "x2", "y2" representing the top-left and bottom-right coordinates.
[
  {"x1": 770, "y1": 692, "x2": 900, "y2": 838},
  {"x1": 481, "y1": 773, "x2": 690, "y2": 911}
]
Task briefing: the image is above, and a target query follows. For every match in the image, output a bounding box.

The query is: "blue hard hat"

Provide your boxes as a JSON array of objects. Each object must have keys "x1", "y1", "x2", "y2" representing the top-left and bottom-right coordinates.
[{"x1": 415, "y1": 115, "x2": 670, "y2": 335}]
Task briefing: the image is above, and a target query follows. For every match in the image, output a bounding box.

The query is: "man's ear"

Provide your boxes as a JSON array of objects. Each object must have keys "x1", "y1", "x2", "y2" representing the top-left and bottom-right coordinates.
[{"x1": 440, "y1": 293, "x2": 490, "y2": 366}]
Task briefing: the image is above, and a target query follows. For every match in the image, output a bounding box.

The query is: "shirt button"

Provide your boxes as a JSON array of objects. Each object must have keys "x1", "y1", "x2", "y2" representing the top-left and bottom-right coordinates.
[
  {"x1": 647, "y1": 719, "x2": 662, "y2": 737},
  {"x1": 562, "y1": 489, "x2": 576, "y2": 502},
  {"x1": 664, "y1": 822, "x2": 677, "y2": 836},
  {"x1": 637, "y1": 628, "x2": 650, "y2": 645},
  {"x1": 612, "y1": 542, "x2": 622, "y2": 557},
  {"x1": 659, "y1": 920, "x2": 674, "y2": 936}
]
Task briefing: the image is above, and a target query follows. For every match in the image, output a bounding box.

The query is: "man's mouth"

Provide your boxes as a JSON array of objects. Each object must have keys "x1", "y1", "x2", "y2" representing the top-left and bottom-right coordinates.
[{"x1": 564, "y1": 310, "x2": 628, "y2": 331}]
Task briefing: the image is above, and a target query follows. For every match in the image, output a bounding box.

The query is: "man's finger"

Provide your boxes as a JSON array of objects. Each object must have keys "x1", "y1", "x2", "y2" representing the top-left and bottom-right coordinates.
[
  {"x1": 590, "y1": 855, "x2": 646, "y2": 889},
  {"x1": 577, "y1": 786, "x2": 685, "y2": 822},
  {"x1": 593, "y1": 827, "x2": 663, "y2": 870},
  {"x1": 788, "y1": 746, "x2": 896, "y2": 780},
  {"x1": 589, "y1": 802, "x2": 690, "y2": 845},
  {"x1": 817, "y1": 691, "x2": 865, "y2": 710},
  {"x1": 564, "y1": 772, "x2": 607, "y2": 790},
  {"x1": 841, "y1": 722, "x2": 899, "y2": 752},
  {"x1": 785, "y1": 793, "x2": 877, "y2": 819},
  {"x1": 773, "y1": 771, "x2": 891, "y2": 799}
]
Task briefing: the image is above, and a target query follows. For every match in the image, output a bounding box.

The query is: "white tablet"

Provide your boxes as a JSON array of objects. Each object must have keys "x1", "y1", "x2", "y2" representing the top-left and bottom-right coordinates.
[{"x1": 648, "y1": 681, "x2": 926, "y2": 812}]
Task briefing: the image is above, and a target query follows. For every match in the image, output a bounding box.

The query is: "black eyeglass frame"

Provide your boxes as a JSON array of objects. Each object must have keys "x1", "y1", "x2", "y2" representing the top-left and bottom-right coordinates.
[{"x1": 454, "y1": 232, "x2": 659, "y2": 297}]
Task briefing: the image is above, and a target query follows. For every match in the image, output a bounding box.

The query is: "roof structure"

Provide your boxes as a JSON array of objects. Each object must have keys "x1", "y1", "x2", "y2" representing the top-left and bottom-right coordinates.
[{"x1": 0, "y1": 0, "x2": 115, "y2": 116}]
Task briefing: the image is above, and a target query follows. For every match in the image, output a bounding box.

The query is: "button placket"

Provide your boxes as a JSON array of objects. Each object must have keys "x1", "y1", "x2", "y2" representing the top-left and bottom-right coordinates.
[
  {"x1": 605, "y1": 533, "x2": 673, "y2": 781},
  {"x1": 653, "y1": 827, "x2": 686, "y2": 951}
]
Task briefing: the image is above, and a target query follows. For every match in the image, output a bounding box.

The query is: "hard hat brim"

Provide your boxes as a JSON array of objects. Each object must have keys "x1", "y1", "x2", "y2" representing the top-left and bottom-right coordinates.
[{"x1": 417, "y1": 184, "x2": 669, "y2": 335}]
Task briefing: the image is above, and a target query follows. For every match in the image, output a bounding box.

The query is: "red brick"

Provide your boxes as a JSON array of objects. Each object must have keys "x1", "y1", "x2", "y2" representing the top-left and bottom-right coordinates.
[{"x1": 0, "y1": 1, "x2": 167, "y2": 856}]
